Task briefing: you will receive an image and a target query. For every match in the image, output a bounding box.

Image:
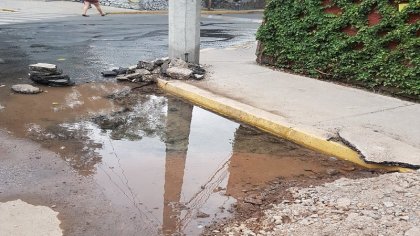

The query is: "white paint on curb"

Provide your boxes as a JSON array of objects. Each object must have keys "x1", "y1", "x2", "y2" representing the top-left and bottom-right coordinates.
[{"x1": 0, "y1": 199, "x2": 62, "y2": 236}]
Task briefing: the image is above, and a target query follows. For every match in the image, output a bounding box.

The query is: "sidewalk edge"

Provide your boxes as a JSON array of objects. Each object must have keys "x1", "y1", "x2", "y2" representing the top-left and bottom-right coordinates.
[{"x1": 157, "y1": 79, "x2": 411, "y2": 173}]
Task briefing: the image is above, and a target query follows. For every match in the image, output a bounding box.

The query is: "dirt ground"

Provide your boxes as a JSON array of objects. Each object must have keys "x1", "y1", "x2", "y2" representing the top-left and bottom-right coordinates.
[
  {"x1": 208, "y1": 170, "x2": 420, "y2": 236},
  {"x1": 202, "y1": 161, "x2": 390, "y2": 235}
]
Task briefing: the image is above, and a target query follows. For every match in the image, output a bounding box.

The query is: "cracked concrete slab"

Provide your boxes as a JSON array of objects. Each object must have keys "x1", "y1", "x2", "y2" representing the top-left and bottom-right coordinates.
[
  {"x1": 0, "y1": 199, "x2": 62, "y2": 236},
  {"x1": 339, "y1": 127, "x2": 420, "y2": 167}
]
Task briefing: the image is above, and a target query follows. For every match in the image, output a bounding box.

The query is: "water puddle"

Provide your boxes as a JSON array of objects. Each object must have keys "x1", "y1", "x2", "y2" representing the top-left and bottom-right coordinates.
[{"x1": 5, "y1": 85, "x2": 366, "y2": 235}]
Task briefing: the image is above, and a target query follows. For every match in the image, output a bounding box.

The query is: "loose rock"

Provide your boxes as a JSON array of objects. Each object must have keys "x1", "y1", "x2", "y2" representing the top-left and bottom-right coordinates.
[
  {"x1": 166, "y1": 67, "x2": 193, "y2": 80},
  {"x1": 219, "y1": 172, "x2": 420, "y2": 236},
  {"x1": 160, "y1": 61, "x2": 170, "y2": 75},
  {"x1": 193, "y1": 74, "x2": 204, "y2": 80},
  {"x1": 28, "y1": 63, "x2": 74, "y2": 86},
  {"x1": 169, "y1": 58, "x2": 188, "y2": 69},
  {"x1": 116, "y1": 72, "x2": 143, "y2": 82},
  {"x1": 111, "y1": 57, "x2": 206, "y2": 83},
  {"x1": 137, "y1": 60, "x2": 155, "y2": 71},
  {"x1": 134, "y1": 69, "x2": 151, "y2": 76},
  {"x1": 29, "y1": 73, "x2": 73, "y2": 86},
  {"x1": 101, "y1": 70, "x2": 118, "y2": 77},
  {"x1": 11, "y1": 84, "x2": 42, "y2": 94},
  {"x1": 112, "y1": 67, "x2": 129, "y2": 75},
  {"x1": 196, "y1": 211, "x2": 210, "y2": 218},
  {"x1": 29, "y1": 63, "x2": 59, "y2": 74}
]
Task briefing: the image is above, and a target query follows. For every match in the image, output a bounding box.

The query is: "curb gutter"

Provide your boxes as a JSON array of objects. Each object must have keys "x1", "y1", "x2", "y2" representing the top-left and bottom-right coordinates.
[{"x1": 157, "y1": 79, "x2": 411, "y2": 173}]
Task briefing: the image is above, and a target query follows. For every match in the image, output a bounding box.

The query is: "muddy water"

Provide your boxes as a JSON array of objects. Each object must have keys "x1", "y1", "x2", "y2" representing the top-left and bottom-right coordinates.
[{"x1": 0, "y1": 82, "x2": 362, "y2": 235}]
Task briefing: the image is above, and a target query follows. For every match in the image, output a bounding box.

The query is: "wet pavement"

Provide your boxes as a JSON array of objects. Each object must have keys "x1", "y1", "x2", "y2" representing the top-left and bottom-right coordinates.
[
  {"x1": 0, "y1": 14, "x2": 260, "y2": 85},
  {"x1": 0, "y1": 13, "x2": 381, "y2": 236},
  {"x1": 0, "y1": 84, "x2": 375, "y2": 235}
]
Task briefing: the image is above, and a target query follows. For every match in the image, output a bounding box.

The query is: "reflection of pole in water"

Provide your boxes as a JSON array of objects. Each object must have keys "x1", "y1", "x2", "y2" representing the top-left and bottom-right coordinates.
[{"x1": 162, "y1": 97, "x2": 193, "y2": 235}]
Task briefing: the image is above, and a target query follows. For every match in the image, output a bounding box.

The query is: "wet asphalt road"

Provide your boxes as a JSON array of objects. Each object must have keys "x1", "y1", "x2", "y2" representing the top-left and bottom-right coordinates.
[{"x1": 0, "y1": 13, "x2": 261, "y2": 85}]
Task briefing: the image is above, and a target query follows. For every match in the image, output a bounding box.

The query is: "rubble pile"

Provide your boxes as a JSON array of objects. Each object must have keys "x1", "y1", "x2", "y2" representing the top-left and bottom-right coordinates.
[
  {"x1": 29, "y1": 63, "x2": 74, "y2": 87},
  {"x1": 102, "y1": 57, "x2": 206, "y2": 83}
]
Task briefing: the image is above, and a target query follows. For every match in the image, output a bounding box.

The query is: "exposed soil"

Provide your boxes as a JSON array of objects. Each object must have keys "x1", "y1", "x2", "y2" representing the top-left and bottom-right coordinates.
[{"x1": 202, "y1": 158, "x2": 387, "y2": 235}]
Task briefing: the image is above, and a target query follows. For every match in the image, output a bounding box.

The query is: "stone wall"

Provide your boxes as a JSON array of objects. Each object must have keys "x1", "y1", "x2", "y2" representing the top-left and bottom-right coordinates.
[{"x1": 99, "y1": 0, "x2": 139, "y2": 9}]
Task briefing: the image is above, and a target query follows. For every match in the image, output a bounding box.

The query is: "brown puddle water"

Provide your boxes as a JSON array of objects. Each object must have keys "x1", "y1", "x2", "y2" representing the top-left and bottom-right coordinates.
[{"x1": 0, "y1": 82, "x2": 366, "y2": 235}]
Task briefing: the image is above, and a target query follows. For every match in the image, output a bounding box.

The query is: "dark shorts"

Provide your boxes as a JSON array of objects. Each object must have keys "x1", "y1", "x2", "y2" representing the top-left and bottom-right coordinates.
[{"x1": 85, "y1": 0, "x2": 99, "y2": 4}]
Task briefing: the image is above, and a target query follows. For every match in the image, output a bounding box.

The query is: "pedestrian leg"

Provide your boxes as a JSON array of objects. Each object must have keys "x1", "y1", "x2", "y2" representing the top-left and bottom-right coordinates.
[
  {"x1": 82, "y1": 1, "x2": 90, "y2": 16},
  {"x1": 93, "y1": 3, "x2": 106, "y2": 16}
]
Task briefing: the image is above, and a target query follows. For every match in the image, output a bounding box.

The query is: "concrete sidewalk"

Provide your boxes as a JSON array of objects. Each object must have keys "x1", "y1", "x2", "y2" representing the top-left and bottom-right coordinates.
[
  {"x1": 158, "y1": 43, "x2": 420, "y2": 169},
  {"x1": 0, "y1": 0, "x2": 136, "y2": 15}
]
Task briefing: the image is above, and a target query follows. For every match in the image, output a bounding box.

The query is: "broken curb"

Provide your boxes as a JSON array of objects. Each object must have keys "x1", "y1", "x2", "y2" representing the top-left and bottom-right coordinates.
[{"x1": 157, "y1": 79, "x2": 412, "y2": 173}]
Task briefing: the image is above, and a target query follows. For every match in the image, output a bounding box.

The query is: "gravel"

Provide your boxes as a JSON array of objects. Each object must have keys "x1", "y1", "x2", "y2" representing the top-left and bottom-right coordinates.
[{"x1": 221, "y1": 171, "x2": 420, "y2": 236}]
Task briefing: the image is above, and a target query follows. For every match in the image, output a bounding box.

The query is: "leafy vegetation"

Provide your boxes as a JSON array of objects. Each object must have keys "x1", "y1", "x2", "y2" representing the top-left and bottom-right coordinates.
[{"x1": 256, "y1": 0, "x2": 420, "y2": 98}]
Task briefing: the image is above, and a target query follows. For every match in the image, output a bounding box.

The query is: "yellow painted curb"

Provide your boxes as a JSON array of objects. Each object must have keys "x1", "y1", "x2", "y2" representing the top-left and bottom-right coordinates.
[
  {"x1": 108, "y1": 9, "x2": 263, "y2": 15},
  {"x1": 157, "y1": 79, "x2": 412, "y2": 173},
  {"x1": 0, "y1": 8, "x2": 17, "y2": 12}
]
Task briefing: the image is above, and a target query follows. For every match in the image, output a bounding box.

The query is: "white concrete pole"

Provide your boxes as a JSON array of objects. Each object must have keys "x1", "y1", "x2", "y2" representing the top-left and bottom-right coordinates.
[{"x1": 168, "y1": 0, "x2": 201, "y2": 64}]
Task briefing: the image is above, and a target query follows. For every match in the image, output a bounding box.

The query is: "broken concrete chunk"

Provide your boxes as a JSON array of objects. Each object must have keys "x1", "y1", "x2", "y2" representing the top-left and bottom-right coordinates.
[
  {"x1": 29, "y1": 73, "x2": 69, "y2": 83},
  {"x1": 142, "y1": 74, "x2": 160, "y2": 82},
  {"x1": 112, "y1": 67, "x2": 128, "y2": 75},
  {"x1": 189, "y1": 64, "x2": 206, "y2": 75},
  {"x1": 101, "y1": 70, "x2": 118, "y2": 77},
  {"x1": 28, "y1": 70, "x2": 63, "y2": 77},
  {"x1": 137, "y1": 60, "x2": 155, "y2": 71},
  {"x1": 29, "y1": 73, "x2": 73, "y2": 86},
  {"x1": 134, "y1": 69, "x2": 151, "y2": 76},
  {"x1": 48, "y1": 79, "x2": 75, "y2": 87},
  {"x1": 160, "y1": 61, "x2": 170, "y2": 75},
  {"x1": 169, "y1": 58, "x2": 188, "y2": 69},
  {"x1": 151, "y1": 67, "x2": 161, "y2": 75},
  {"x1": 116, "y1": 76, "x2": 129, "y2": 81},
  {"x1": 193, "y1": 74, "x2": 204, "y2": 80},
  {"x1": 153, "y1": 58, "x2": 164, "y2": 66},
  {"x1": 116, "y1": 72, "x2": 143, "y2": 82},
  {"x1": 11, "y1": 84, "x2": 42, "y2": 94},
  {"x1": 166, "y1": 67, "x2": 193, "y2": 80},
  {"x1": 127, "y1": 65, "x2": 137, "y2": 73},
  {"x1": 29, "y1": 63, "x2": 59, "y2": 74}
]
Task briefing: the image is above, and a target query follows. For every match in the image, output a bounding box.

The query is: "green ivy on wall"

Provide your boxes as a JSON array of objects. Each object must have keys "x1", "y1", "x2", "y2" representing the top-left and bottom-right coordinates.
[{"x1": 256, "y1": 0, "x2": 420, "y2": 97}]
